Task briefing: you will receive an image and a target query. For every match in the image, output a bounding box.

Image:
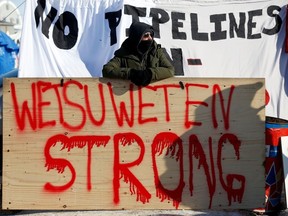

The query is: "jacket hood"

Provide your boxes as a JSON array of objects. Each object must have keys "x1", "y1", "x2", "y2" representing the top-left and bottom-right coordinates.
[{"x1": 128, "y1": 22, "x2": 154, "y2": 47}]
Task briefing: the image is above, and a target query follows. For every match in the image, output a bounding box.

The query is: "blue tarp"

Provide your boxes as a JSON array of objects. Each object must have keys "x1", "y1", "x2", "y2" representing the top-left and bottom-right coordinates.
[{"x1": 0, "y1": 30, "x2": 19, "y2": 75}]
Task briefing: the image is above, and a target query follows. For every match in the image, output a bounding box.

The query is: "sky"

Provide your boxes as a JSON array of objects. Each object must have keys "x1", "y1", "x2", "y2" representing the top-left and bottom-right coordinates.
[{"x1": 10, "y1": 0, "x2": 26, "y2": 19}]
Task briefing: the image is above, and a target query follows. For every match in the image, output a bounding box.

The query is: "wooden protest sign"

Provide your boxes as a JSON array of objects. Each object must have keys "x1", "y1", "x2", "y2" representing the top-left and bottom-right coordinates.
[{"x1": 2, "y1": 77, "x2": 266, "y2": 210}]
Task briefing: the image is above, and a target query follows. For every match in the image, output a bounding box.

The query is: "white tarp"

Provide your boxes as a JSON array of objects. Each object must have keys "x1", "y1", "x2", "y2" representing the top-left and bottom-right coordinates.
[{"x1": 19, "y1": 0, "x2": 288, "y2": 120}]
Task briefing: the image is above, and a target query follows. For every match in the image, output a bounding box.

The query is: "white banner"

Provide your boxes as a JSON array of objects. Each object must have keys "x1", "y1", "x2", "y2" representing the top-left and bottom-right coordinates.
[{"x1": 19, "y1": 0, "x2": 288, "y2": 120}]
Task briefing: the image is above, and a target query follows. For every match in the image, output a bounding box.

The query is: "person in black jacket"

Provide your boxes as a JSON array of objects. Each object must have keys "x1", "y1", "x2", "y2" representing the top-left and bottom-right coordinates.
[{"x1": 102, "y1": 21, "x2": 174, "y2": 86}]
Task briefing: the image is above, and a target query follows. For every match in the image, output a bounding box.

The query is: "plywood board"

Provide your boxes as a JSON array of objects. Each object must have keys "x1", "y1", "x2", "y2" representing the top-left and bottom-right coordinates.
[{"x1": 2, "y1": 77, "x2": 266, "y2": 210}]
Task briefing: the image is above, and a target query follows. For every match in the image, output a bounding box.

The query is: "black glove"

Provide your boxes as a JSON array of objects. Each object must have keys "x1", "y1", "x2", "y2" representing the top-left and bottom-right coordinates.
[{"x1": 130, "y1": 69, "x2": 152, "y2": 86}]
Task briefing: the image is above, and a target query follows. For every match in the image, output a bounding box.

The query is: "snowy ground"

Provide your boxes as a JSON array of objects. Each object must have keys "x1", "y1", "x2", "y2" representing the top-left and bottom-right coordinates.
[
  {"x1": 1, "y1": 209, "x2": 286, "y2": 216},
  {"x1": 0, "y1": 209, "x2": 259, "y2": 216}
]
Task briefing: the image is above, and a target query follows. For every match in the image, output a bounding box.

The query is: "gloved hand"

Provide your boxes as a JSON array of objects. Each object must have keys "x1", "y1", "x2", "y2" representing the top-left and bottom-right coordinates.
[{"x1": 130, "y1": 69, "x2": 152, "y2": 86}]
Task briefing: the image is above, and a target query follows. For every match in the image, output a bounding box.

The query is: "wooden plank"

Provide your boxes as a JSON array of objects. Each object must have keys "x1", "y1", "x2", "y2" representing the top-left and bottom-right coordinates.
[{"x1": 2, "y1": 77, "x2": 266, "y2": 210}]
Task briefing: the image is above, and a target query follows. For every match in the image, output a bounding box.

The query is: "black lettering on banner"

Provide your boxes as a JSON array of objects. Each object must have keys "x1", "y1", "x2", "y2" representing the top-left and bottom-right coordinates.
[
  {"x1": 42, "y1": 8, "x2": 57, "y2": 38},
  {"x1": 34, "y1": 0, "x2": 79, "y2": 50},
  {"x1": 34, "y1": 0, "x2": 46, "y2": 27},
  {"x1": 163, "y1": 48, "x2": 184, "y2": 76},
  {"x1": 187, "y1": 59, "x2": 202, "y2": 66},
  {"x1": 105, "y1": 10, "x2": 122, "y2": 46},
  {"x1": 150, "y1": 8, "x2": 170, "y2": 38},
  {"x1": 124, "y1": 5, "x2": 147, "y2": 36},
  {"x1": 247, "y1": 9, "x2": 262, "y2": 39},
  {"x1": 229, "y1": 12, "x2": 246, "y2": 38},
  {"x1": 210, "y1": 14, "x2": 227, "y2": 41},
  {"x1": 171, "y1": 12, "x2": 186, "y2": 40},
  {"x1": 190, "y1": 13, "x2": 209, "y2": 41},
  {"x1": 53, "y1": 11, "x2": 79, "y2": 50},
  {"x1": 34, "y1": 0, "x2": 57, "y2": 38},
  {"x1": 262, "y1": 5, "x2": 282, "y2": 35},
  {"x1": 33, "y1": 2, "x2": 284, "y2": 53}
]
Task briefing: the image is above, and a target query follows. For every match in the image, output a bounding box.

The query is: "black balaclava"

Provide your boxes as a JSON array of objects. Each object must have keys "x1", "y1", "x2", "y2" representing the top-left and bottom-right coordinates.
[
  {"x1": 128, "y1": 22, "x2": 154, "y2": 55},
  {"x1": 138, "y1": 34, "x2": 153, "y2": 54}
]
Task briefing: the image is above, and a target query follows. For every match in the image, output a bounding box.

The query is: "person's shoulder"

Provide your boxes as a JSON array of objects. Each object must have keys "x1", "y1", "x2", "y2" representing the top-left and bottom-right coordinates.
[{"x1": 114, "y1": 39, "x2": 131, "y2": 56}]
